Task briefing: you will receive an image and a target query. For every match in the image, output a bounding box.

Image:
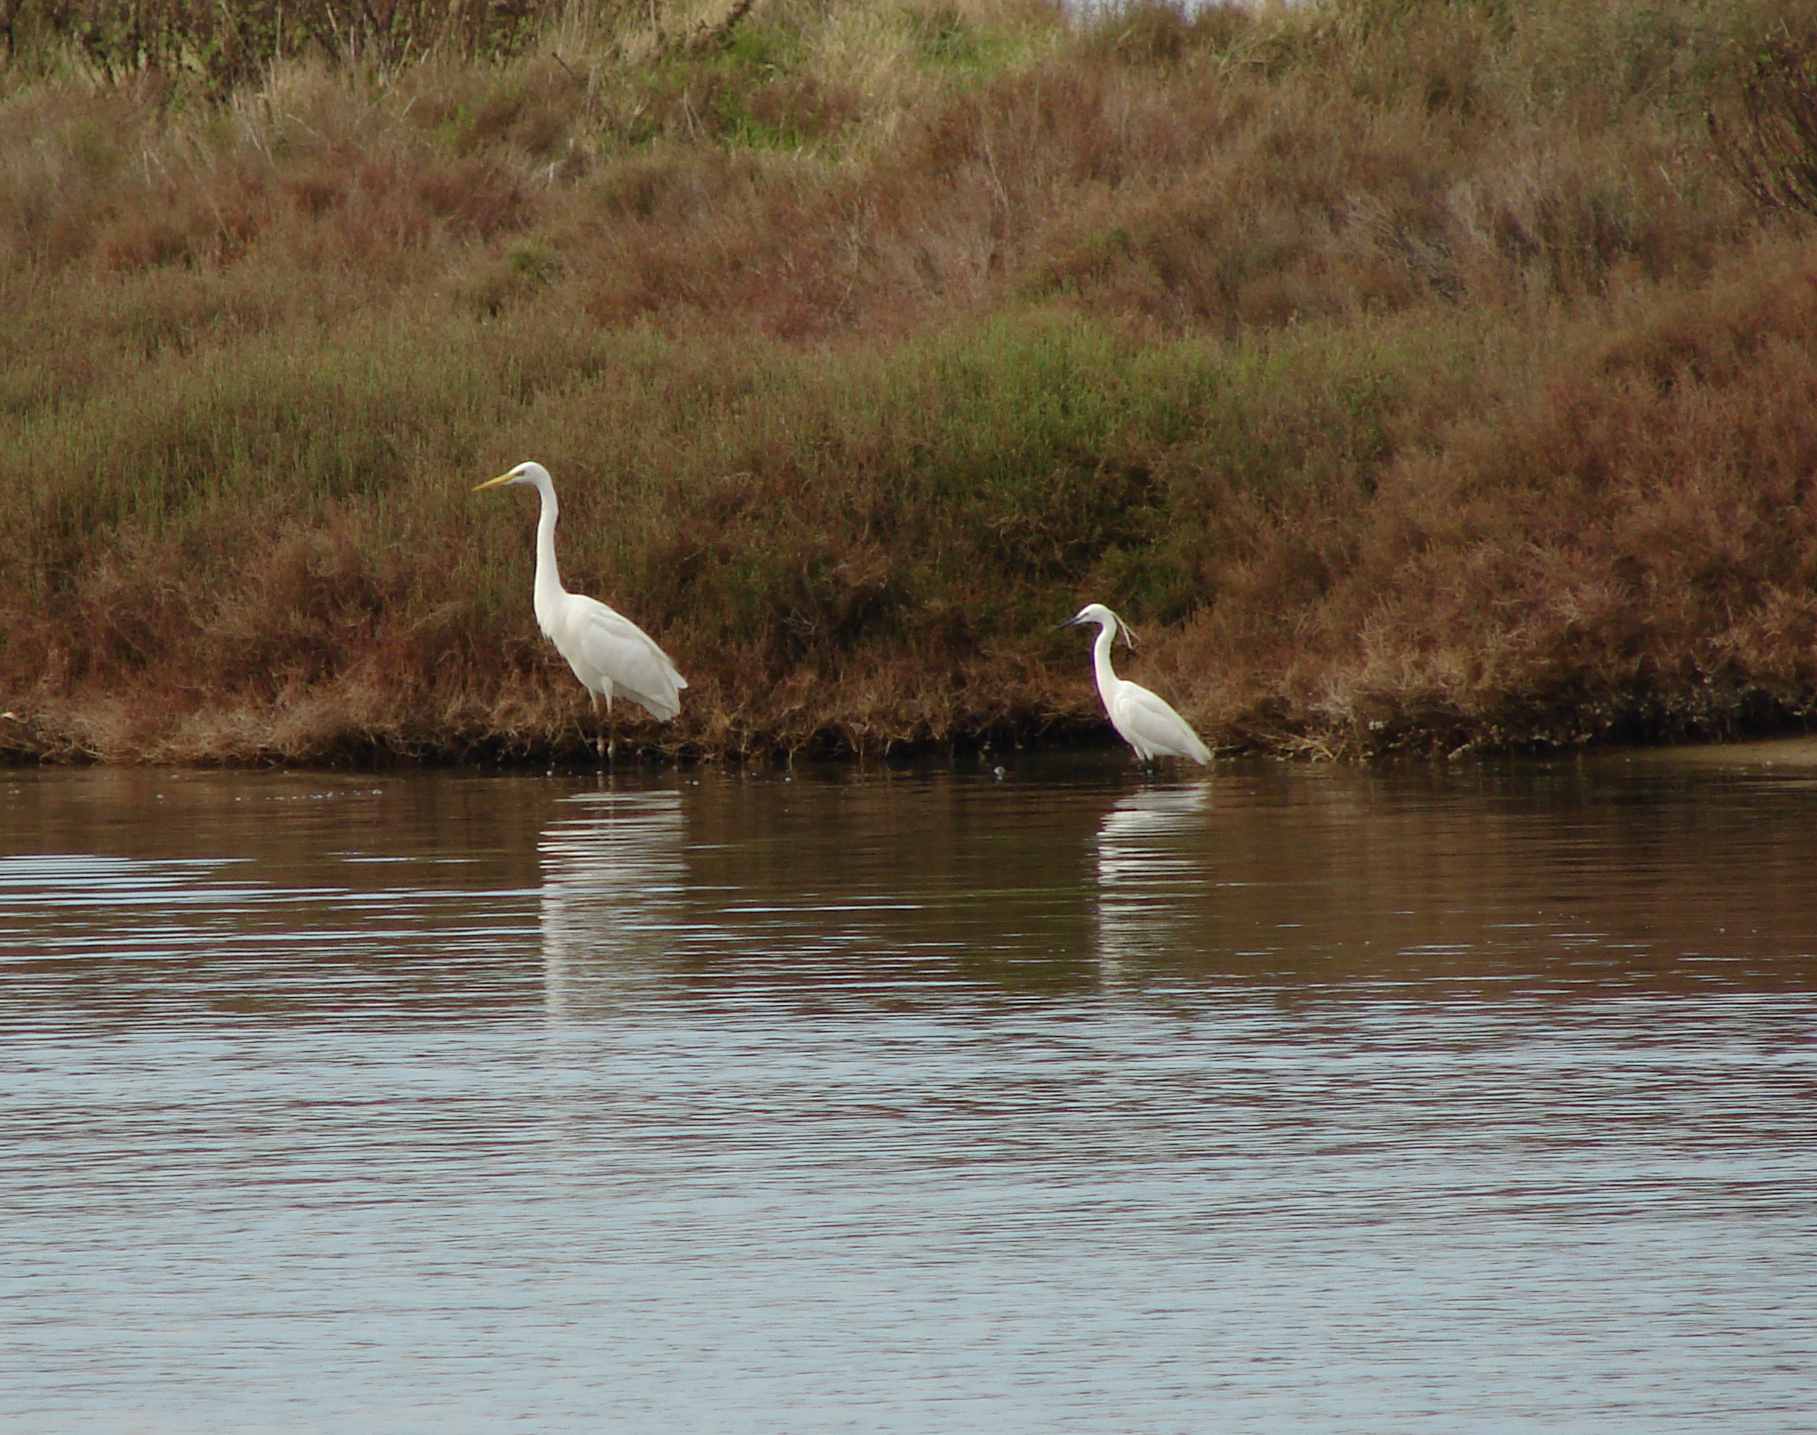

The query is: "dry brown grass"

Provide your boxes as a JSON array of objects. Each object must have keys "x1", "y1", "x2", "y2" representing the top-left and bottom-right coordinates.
[
  {"x1": 4, "y1": 0, "x2": 1817, "y2": 764},
  {"x1": 1169, "y1": 235, "x2": 1817, "y2": 755}
]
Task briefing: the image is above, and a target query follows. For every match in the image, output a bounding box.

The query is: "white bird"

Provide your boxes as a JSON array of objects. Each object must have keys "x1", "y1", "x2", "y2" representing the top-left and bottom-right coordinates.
[
  {"x1": 1061, "y1": 602, "x2": 1210, "y2": 767},
  {"x1": 474, "y1": 460, "x2": 686, "y2": 757}
]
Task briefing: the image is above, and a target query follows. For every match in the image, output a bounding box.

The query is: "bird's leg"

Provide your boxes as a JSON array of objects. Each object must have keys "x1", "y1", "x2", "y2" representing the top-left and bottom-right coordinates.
[{"x1": 590, "y1": 693, "x2": 613, "y2": 763}]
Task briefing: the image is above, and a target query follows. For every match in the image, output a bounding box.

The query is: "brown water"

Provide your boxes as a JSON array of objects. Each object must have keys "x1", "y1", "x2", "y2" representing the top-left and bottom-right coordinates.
[{"x1": 4, "y1": 753, "x2": 1815, "y2": 1432}]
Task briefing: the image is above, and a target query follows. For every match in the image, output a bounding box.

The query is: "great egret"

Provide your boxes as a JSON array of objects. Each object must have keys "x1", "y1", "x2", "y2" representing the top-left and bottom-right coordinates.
[
  {"x1": 474, "y1": 460, "x2": 686, "y2": 757},
  {"x1": 1061, "y1": 602, "x2": 1210, "y2": 767}
]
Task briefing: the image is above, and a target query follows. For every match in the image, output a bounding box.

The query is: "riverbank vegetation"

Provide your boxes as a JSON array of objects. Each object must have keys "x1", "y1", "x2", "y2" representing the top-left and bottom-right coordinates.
[{"x1": 4, "y1": 0, "x2": 1817, "y2": 763}]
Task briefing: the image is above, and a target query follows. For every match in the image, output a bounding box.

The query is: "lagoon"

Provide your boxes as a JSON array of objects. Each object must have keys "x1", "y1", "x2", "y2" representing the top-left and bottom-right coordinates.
[{"x1": 4, "y1": 753, "x2": 1815, "y2": 1431}]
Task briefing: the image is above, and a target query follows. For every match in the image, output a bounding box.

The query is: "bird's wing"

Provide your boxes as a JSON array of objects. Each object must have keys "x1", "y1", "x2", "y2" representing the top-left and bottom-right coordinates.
[
  {"x1": 566, "y1": 595, "x2": 687, "y2": 720},
  {"x1": 1114, "y1": 681, "x2": 1211, "y2": 764}
]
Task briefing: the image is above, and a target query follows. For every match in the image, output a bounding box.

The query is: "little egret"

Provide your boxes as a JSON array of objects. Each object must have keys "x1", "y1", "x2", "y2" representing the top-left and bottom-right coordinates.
[
  {"x1": 474, "y1": 460, "x2": 686, "y2": 757},
  {"x1": 1061, "y1": 602, "x2": 1210, "y2": 767}
]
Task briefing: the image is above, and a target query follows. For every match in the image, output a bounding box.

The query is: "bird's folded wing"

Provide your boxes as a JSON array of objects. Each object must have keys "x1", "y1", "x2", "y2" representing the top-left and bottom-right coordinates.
[
  {"x1": 1116, "y1": 682, "x2": 1208, "y2": 760},
  {"x1": 572, "y1": 598, "x2": 686, "y2": 717}
]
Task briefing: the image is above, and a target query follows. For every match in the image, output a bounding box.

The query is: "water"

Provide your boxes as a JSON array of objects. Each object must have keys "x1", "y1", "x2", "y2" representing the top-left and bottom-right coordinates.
[{"x1": 4, "y1": 753, "x2": 1815, "y2": 1432}]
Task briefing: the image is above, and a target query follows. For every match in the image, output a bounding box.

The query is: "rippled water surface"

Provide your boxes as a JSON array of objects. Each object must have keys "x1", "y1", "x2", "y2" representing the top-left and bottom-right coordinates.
[{"x1": 5, "y1": 753, "x2": 1816, "y2": 1432}]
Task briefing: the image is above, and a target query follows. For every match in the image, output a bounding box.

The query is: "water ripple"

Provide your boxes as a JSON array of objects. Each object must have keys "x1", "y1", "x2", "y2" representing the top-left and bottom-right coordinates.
[{"x1": 1, "y1": 762, "x2": 1815, "y2": 1431}]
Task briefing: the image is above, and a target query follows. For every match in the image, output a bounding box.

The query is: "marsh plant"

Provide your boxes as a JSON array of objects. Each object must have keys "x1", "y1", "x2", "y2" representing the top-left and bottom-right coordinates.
[{"x1": 3, "y1": 0, "x2": 1816, "y2": 763}]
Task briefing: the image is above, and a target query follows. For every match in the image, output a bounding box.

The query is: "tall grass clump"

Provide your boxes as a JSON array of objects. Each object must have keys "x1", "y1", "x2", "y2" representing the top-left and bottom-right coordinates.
[{"x1": 4, "y1": 0, "x2": 1817, "y2": 764}]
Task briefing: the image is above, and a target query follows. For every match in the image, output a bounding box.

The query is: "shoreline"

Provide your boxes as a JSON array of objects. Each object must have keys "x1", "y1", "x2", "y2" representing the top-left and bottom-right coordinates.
[{"x1": 5, "y1": 692, "x2": 1814, "y2": 769}]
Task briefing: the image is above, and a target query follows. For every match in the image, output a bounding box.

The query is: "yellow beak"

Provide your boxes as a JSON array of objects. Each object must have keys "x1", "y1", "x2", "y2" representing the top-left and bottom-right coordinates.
[{"x1": 473, "y1": 471, "x2": 516, "y2": 492}]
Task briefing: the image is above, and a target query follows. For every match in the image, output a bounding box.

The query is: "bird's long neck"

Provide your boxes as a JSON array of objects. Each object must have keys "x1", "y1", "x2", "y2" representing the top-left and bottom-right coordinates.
[
  {"x1": 531, "y1": 475, "x2": 565, "y2": 625},
  {"x1": 1091, "y1": 616, "x2": 1120, "y2": 699}
]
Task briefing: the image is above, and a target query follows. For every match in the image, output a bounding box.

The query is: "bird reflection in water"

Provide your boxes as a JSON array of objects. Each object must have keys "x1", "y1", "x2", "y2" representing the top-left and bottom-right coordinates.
[
  {"x1": 538, "y1": 787, "x2": 688, "y2": 1020},
  {"x1": 1094, "y1": 782, "x2": 1211, "y2": 979}
]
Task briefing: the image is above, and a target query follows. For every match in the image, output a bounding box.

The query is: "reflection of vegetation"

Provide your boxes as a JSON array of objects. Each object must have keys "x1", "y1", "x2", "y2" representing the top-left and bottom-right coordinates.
[
  {"x1": 6, "y1": 0, "x2": 1817, "y2": 764},
  {"x1": 1709, "y1": 27, "x2": 1817, "y2": 216}
]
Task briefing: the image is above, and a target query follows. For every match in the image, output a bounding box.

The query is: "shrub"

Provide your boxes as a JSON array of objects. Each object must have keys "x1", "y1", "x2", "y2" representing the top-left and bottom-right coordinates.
[{"x1": 1709, "y1": 26, "x2": 1817, "y2": 217}]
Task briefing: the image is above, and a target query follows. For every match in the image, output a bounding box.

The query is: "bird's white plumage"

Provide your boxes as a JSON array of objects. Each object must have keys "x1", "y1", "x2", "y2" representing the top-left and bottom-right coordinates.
[
  {"x1": 549, "y1": 592, "x2": 684, "y2": 721},
  {"x1": 476, "y1": 461, "x2": 685, "y2": 734},
  {"x1": 1063, "y1": 602, "x2": 1209, "y2": 766}
]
